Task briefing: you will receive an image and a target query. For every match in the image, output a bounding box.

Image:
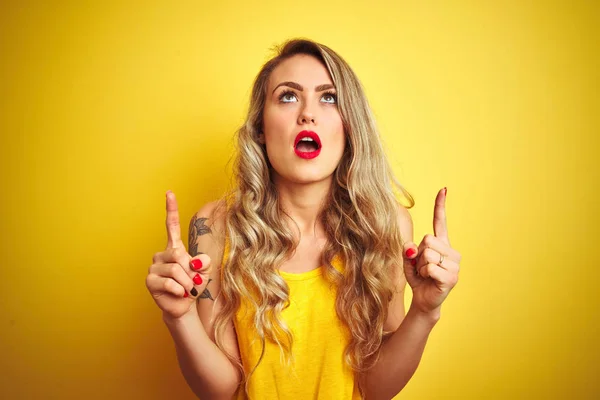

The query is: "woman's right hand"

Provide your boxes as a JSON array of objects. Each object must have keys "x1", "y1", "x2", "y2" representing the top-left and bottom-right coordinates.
[{"x1": 145, "y1": 190, "x2": 212, "y2": 321}]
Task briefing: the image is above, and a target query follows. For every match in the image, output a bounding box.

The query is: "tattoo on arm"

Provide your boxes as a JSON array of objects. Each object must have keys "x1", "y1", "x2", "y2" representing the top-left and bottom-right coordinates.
[
  {"x1": 189, "y1": 215, "x2": 215, "y2": 301},
  {"x1": 188, "y1": 214, "x2": 211, "y2": 256},
  {"x1": 198, "y1": 278, "x2": 214, "y2": 301}
]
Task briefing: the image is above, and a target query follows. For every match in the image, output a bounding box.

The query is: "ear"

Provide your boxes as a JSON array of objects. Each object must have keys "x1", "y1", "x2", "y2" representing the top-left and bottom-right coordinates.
[{"x1": 257, "y1": 132, "x2": 266, "y2": 144}]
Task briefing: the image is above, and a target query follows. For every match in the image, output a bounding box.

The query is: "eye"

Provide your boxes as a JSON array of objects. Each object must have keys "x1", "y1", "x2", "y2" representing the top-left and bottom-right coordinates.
[
  {"x1": 279, "y1": 90, "x2": 298, "y2": 103},
  {"x1": 321, "y1": 91, "x2": 337, "y2": 104}
]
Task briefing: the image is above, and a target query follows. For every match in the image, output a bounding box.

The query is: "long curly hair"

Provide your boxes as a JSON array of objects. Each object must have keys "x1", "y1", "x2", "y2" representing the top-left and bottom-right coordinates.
[{"x1": 212, "y1": 38, "x2": 414, "y2": 392}]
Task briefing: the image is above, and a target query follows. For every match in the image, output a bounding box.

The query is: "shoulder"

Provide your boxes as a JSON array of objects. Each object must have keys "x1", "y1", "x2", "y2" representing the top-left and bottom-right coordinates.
[
  {"x1": 188, "y1": 199, "x2": 228, "y2": 262},
  {"x1": 396, "y1": 203, "x2": 414, "y2": 243},
  {"x1": 191, "y1": 200, "x2": 227, "y2": 232}
]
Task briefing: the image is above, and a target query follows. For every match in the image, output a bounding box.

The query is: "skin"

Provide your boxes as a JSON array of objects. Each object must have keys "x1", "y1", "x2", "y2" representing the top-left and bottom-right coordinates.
[
  {"x1": 363, "y1": 188, "x2": 462, "y2": 398},
  {"x1": 147, "y1": 53, "x2": 462, "y2": 399},
  {"x1": 259, "y1": 54, "x2": 346, "y2": 272}
]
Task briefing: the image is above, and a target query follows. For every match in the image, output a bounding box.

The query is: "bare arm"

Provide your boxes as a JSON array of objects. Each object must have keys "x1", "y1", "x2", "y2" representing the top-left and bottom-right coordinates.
[
  {"x1": 362, "y1": 305, "x2": 438, "y2": 399},
  {"x1": 164, "y1": 200, "x2": 241, "y2": 399},
  {"x1": 362, "y1": 205, "x2": 439, "y2": 399}
]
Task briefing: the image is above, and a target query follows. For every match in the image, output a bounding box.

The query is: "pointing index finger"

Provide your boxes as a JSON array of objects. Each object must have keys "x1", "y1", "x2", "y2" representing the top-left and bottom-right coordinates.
[
  {"x1": 166, "y1": 190, "x2": 182, "y2": 249},
  {"x1": 433, "y1": 187, "x2": 450, "y2": 245}
]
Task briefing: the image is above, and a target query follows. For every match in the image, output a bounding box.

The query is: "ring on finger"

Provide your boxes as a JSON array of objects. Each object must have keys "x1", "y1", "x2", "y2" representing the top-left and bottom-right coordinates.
[{"x1": 438, "y1": 254, "x2": 445, "y2": 267}]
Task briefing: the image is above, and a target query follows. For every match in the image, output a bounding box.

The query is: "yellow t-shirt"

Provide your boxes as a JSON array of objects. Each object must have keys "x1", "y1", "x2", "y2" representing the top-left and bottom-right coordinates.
[{"x1": 223, "y1": 249, "x2": 361, "y2": 399}]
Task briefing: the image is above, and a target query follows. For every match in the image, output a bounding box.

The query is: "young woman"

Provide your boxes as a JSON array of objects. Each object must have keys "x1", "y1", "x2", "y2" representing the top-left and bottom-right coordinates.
[{"x1": 146, "y1": 39, "x2": 461, "y2": 399}]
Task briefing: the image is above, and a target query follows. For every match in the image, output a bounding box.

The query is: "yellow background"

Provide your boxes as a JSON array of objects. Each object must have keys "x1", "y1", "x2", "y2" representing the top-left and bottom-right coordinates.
[{"x1": 1, "y1": 1, "x2": 598, "y2": 399}]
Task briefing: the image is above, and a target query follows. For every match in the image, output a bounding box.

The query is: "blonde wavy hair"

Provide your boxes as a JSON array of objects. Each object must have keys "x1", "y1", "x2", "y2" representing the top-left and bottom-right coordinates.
[{"x1": 213, "y1": 38, "x2": 414, "y2": 392}]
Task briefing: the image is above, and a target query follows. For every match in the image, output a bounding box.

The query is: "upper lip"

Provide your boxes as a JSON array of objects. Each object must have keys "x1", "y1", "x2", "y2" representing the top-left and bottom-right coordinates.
[{"x1": 294, "y1": 130, "x2": 322, "y2": 149}]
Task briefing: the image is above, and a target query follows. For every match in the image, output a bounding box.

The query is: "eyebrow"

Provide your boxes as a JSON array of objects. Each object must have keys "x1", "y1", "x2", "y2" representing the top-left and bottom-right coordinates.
[{"x1": 272, "y1": 81, "x2": 335, "y2": 94}]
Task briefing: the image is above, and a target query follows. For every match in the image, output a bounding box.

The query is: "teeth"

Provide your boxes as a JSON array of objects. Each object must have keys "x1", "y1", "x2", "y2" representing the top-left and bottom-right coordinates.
[{"x1": 300, "y1": 137, "x2": 314, "y2": 142}]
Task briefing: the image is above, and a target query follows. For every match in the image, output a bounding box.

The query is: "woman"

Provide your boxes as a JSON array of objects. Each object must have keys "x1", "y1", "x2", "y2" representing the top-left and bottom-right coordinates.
[{"x1": 146, "y1": 39, "x2": 461, "y2": 399}]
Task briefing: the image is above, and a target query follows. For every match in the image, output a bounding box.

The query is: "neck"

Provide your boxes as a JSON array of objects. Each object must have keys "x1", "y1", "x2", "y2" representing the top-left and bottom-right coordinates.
[{"x1": 273, "y1": 174, "x2": 331, "y2": 239}]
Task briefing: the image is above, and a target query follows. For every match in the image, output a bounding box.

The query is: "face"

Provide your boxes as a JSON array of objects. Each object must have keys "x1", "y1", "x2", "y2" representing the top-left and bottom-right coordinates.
[{"x1": 261, "y1": 54, "x2": 345, "y2": 186}]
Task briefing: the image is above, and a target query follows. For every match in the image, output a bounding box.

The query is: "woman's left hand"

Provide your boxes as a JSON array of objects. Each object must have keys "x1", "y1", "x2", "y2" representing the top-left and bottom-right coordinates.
[{"x1": 403, "y1": 188, "x2": 461, "y2": 316}]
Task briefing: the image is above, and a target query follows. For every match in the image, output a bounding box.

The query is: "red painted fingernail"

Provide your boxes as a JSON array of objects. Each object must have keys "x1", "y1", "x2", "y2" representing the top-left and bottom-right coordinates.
[
  {"x1": 406, "y1": 248, "x2": 416, "y2": 258},
  {"x1": 411, "y1": 259, "x2": 417, "y2": 266},
  {"x1": 193, "y1": 273, "x2": 203, "y2": 285},
  {"x1": 183, "y1": 291, "x2": 189, "y2": 298},
  {"x1": 444, "y1": 187, "x2": 447, "y2": 196},
  {"x1": 190, "y1": 259, "x2": 203, "y2": 270}
]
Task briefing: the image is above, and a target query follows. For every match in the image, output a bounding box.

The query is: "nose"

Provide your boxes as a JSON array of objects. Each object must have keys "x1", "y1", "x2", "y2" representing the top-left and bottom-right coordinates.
[{"x1": 297, "y1": 101, "x2": 316, "y2": 125}]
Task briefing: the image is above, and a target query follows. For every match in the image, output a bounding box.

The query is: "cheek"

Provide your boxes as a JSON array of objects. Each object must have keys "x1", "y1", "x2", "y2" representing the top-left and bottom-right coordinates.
[
  {"x1": 263, "y1": 110, "x2": 286, "y2": 150},
  {"x1": 325, "y1": 106, "x2": 343, "y2": 129},
  {"x1": 328, "y1": 112, "x2": 345, "y2": 147},
  {"x1": 263, "y1": 107, "x2": 293, "y2": 145},
  {"x1": 264, "y1": 105, "x2": 293, "y2": 130}
]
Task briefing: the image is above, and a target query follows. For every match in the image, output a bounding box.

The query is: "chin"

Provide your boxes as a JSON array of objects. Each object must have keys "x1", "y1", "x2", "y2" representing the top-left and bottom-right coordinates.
[
  {"x1": 272, "y1": 167, "x2": 335, "y2": 186},
  {"x1": 293, "y1": 175, "x2": 331, "y2": 185}
]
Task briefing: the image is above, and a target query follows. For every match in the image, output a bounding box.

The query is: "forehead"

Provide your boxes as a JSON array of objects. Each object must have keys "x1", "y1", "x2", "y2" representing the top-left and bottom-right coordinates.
[{"x1": 268, "y1": 54, "x2": 333, "y2": 91}]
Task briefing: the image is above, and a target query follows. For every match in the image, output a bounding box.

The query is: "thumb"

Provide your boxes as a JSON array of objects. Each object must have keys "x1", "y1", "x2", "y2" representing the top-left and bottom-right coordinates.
[
  {"x1": 188, "y1": 253, "x2": 213, "y2": 298},
  {"x1": 403, "y1": 242, "x2": 418, "y2": 259},
  {"x1": 189, "y1": 253, "x2": 212, "y2": 277}
]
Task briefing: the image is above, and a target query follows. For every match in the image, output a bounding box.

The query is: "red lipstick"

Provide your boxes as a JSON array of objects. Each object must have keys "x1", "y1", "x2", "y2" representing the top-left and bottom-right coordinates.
[{"x1": 294, "y1": 130, "x2": 322, "y2": 159}]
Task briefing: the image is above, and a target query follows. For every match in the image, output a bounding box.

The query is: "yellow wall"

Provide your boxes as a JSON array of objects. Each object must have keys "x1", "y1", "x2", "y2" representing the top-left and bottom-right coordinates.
[{"x1": 1, "y1": 1, "x2": 598, "y2": 399}]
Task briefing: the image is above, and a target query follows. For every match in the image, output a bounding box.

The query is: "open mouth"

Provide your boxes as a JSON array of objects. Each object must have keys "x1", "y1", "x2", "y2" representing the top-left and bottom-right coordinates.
[{"x1": 294, "y1": 131, "x2": 322, "y2": 159}]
